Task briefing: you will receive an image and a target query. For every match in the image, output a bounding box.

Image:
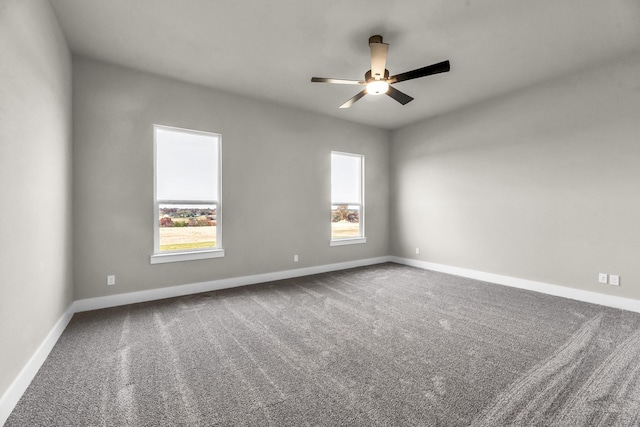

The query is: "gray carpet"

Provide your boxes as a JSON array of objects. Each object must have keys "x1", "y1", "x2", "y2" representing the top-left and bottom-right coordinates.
[{"x1": 6, "y1": 263, "x2": 640, "y2": 426}]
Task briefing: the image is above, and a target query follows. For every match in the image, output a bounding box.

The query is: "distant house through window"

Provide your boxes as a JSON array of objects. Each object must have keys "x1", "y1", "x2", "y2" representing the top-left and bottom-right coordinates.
[
  {"x1": 331, "y1": 151, "x2": 366, "y2": 246},
  {"x1": 151, "y1": 125, "x2": 223, "y2": 264}
]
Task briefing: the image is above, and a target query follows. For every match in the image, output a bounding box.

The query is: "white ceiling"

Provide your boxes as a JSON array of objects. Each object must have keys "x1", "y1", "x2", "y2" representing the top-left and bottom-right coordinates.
[{"x1": 50, "y1": 0, "x2": 640, "y2": 130}]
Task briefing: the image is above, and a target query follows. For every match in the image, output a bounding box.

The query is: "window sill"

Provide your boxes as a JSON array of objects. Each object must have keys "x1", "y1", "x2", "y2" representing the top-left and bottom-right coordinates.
[
  {"x1": 150, "y1": 248, "x2": 225, "y2": 264},
  {"x1": 330, "y1": 237, "x2": 366, "y2": 247}
]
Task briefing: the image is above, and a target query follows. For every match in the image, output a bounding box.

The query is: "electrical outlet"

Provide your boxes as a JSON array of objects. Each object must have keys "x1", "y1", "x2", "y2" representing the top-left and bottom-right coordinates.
[
  {"x1": 415, "y1": 248, "x2": 420, "y2": 255},
  {"x1": 294, "y1": 254, "x2": 299, "y2": 262},
  {"x1": 598, "y1": 273, "x2": 608, "y2": 284},
  {"x1": 107, "y1": 275, "x2": 116, "y2": 286},
  {"x1": 609, "y1": 275, "x2": 620, "y2": 286}
]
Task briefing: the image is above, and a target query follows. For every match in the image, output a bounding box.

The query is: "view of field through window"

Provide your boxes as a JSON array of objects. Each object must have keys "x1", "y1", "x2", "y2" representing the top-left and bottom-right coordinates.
[
  {"x1": 159, "y1": 204, "x2": 216, "y2": 251},
  {"x1": 331, "y1": 151, "x2": 363, "y2": 241},
  {"x1": 331, "y1": 204, "x2": 360, "y2": 239}
]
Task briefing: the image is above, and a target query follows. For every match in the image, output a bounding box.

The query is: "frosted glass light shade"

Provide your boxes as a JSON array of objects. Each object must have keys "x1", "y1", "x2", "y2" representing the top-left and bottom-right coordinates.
[{"x1": 365, "y1": 80, "x2": 389, "y2": 95}]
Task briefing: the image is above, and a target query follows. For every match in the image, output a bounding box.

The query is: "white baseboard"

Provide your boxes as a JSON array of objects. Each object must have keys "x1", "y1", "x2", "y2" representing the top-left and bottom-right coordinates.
[
  {"x1": 0, "y1": 304, "x2": 75, "y2": 427},
  {"x1": 391, "y1": 257, "x2": 640, "y2": 314},
  {"x1": 74, "y1": 256, "x2": 392, "y2": 312}
]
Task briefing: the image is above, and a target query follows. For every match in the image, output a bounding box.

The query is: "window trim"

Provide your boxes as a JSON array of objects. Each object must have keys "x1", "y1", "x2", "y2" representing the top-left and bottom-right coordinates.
[
  {"x1": 329, "y1": 236, "x2": 367, "y2": 247},
  {"x1": 150, "y1": 125, "x2": 223, "y2": 264},
  {"x1": 330, "y1": 151, "x2": 365, "y2": 246},
  {"x1": 150, "y1": 248, "x2": 225, "y2": 264}
]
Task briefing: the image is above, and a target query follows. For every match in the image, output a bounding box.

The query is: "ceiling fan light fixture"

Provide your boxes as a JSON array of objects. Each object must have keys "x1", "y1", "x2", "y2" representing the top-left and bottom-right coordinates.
[{"x1": 365, "y1": 80, "x2": 389, "y2": 95}]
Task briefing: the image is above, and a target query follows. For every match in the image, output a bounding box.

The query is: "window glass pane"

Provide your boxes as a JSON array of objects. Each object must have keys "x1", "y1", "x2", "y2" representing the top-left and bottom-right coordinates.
[
  {"x1": 156, "y1": 127, "x2": 219, "y2": 201},
  {"x1": 158, "y1": 203, "x2": 216, "y2": 251},
  {"x1": 331, "y1": 153, "x2": 361, "y2": 203},
  {"x1": 331, "y1": 204, "x2": 360, "y2": 239}
]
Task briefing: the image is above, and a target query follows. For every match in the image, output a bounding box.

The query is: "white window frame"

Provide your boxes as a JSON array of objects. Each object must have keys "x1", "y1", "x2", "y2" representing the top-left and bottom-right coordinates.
[
  {"x1": 330, "y1": 151, "x2": 366, "y2": 246},
  {"x1": 150, "y1": 125, "x2": 224, "y2": 264}
]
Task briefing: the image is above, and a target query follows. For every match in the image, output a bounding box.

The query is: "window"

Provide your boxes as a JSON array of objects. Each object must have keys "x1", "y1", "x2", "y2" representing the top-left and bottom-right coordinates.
[
  {"x1": 150, "y1": 125, "x2": 223, "y2": 264},
  {"x1": 331, "y1": 151, "x2": 365, "y2": 246}
]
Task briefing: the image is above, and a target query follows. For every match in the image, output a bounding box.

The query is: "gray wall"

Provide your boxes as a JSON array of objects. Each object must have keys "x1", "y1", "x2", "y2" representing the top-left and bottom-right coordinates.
[
  {"x1": 0, "y1": 0, "x2": 73, "y2": 398},
  {"x1": 72, "y1": 58, "x2": 389, "y2": 300},
  {"x1": 390, "y1": 52, "x2": 640, "y2": 300}
]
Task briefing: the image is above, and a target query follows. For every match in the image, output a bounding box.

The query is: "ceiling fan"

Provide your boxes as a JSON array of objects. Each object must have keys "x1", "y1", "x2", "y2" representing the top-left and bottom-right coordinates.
[{"x1": 311, "y1": 35, "x2": 450, "y2": 108}]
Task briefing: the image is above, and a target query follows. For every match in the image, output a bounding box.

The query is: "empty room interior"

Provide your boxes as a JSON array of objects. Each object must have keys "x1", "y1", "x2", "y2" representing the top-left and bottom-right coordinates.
[{"x1": 2, "y1": 0, "x2": 640, "y2": 425}]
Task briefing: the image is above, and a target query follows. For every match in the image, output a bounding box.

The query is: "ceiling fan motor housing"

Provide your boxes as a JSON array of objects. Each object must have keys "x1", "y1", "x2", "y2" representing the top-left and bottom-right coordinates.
[{"x1": 365, "y1": 69, "x2": 389, "y2": 82}]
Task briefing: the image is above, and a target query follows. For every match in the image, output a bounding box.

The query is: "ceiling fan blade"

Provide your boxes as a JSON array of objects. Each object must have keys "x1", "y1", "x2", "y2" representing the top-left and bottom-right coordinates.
[
  {"x1": 311, "y1": 77, "x2": 365, "y2": 85},
  {"x1": 389, "y1": 60, "x2": 450, "y2": 84},
  {"x1": 369, "y1": 36, "x2": 389, "y2": 80},
  {"x1": 386, "y1": 85, "x2": 414, "y2": 105},
  {"x1": 339, "y1": 90, "x2": 367, "y2": 109}
]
